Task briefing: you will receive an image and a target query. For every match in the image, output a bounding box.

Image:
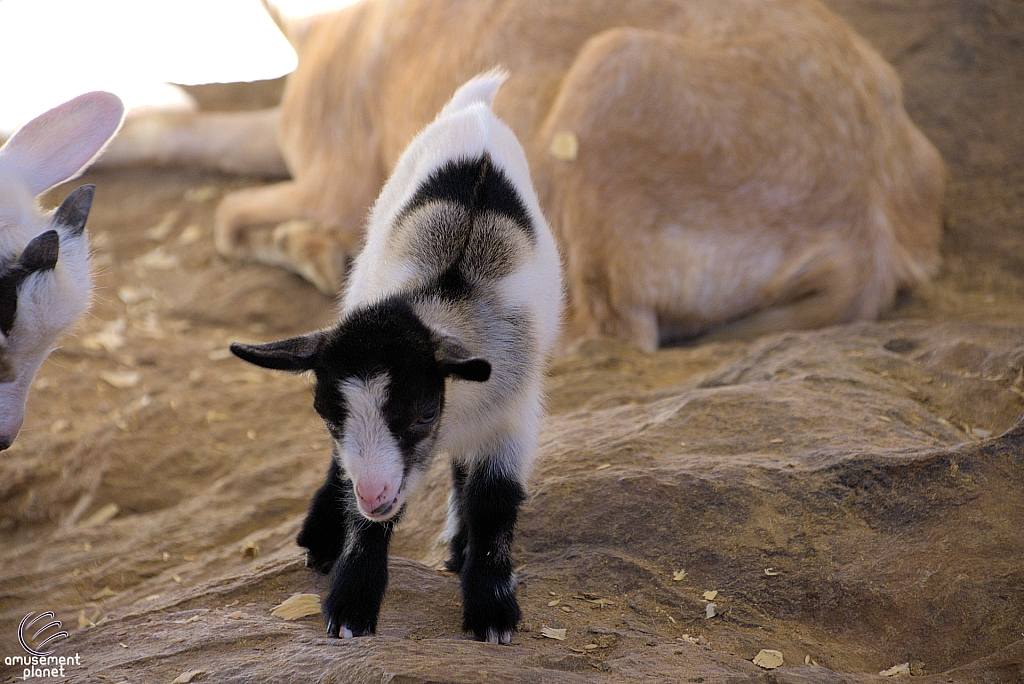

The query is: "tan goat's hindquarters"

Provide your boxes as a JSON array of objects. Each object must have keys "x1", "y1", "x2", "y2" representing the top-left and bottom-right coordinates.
[{"x1": 538, "y1": 23, "x2": 943, "y2": 349}]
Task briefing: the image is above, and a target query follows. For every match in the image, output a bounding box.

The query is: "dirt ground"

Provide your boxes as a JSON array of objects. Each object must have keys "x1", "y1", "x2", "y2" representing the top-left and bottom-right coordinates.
[{"x1": 2, "y1": 0, "x2": 1024, "y2": 682}]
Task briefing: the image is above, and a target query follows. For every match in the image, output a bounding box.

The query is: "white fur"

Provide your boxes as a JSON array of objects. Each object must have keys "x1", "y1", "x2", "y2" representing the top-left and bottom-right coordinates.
[
  {"x1": 0, "y1": 92, "x2": 124, "y2": 447},
  {"x1": 337, "y1": 374, "x2": 405, "y2": 519}
]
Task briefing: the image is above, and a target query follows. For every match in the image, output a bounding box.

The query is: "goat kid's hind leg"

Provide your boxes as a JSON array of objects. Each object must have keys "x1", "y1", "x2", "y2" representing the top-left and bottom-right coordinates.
[
  {"x1": 296, "y1": 459, "x2": 348, "y2": 574},
  {"x1": 323, "y1": 480, "x2": 397, "y2": 638},
  {"x1": 444, "y1": 459, "x2": 469, "y2": 573},
  {"x1": 460, "y1": 442, "x2": 527, "y2": 644}
]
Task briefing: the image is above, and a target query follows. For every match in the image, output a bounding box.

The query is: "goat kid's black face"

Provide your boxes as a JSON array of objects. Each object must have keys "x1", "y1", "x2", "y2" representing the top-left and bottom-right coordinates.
[{"x1": 230, "y1": 306, "x2": 490, "y2": 520}]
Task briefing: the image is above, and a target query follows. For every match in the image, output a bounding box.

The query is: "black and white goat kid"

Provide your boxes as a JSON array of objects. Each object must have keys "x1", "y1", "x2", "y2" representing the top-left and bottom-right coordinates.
[
  {"x1": 231, "y1": 73, "x2": 562, "y2": 643},
  {"x1": 0, "y1": 92, "x2": 124, "y2": 450}
]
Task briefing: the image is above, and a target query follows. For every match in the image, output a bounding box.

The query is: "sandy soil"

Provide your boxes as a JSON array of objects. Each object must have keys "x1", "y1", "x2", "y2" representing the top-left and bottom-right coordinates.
[{"x1": 2, "y1": 0, "x2": 1023, "y2": 682}]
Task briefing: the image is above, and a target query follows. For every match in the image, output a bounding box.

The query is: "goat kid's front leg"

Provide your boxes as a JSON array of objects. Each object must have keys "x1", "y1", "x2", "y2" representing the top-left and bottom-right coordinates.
[
  {"x1": 460, "y1": 446, "x2": 526, "y2": 644},
  {"x1": 296, "y1": 459, "x2": 348, "y2": 574},
  {"x1": 444, "y1": 459, "x2": 470, "y2": 573},
  {"x1": 323, "y1": 480, "x2": 397, "y2": 638}
]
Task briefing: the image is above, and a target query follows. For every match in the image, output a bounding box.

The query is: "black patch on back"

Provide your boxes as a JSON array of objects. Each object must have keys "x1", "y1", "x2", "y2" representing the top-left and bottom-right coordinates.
[{"x1": 400, "y1": 155, "x2": 533, "y2": 240}]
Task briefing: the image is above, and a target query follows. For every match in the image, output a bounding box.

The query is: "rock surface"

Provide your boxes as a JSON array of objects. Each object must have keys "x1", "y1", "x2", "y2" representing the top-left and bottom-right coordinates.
[{"x1": 2, "y1": 0, "x2": 1024, "y2": 682}]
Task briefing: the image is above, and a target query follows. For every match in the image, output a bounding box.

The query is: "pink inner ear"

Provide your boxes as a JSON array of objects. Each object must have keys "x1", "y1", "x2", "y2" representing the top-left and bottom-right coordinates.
[{"x1": 0, "y1": 91, "x2": 124, "y2": 196}]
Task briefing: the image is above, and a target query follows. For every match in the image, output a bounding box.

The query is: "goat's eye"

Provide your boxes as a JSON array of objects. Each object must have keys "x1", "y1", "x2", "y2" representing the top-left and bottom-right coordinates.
[{"x1": 414, "y1": 408, "x2": 438, "y2": 426}]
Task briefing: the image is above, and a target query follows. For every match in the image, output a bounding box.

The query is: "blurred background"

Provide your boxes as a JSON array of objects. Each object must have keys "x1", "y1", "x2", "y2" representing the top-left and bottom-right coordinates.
[{"x1": 0, "y1": 0, "x2": 358, "y2": 135}]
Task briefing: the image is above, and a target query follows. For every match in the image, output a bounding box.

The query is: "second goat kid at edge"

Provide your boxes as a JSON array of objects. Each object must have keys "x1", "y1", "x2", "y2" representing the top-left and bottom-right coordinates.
[{"x1": 231, "y1": 73, "x2": 562, "y2": 644}]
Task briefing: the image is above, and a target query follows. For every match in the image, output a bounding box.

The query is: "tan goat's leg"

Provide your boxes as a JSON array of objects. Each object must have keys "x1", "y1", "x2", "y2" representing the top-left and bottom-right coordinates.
[{"x1": 215, "y1": 182, "x2": 347, "y2": 294}]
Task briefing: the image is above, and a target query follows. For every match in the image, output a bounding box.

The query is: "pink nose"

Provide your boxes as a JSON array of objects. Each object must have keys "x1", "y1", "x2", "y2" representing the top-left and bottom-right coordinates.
[{"x1": 355, "y1": 481, "x2": 393, "y2": 515}]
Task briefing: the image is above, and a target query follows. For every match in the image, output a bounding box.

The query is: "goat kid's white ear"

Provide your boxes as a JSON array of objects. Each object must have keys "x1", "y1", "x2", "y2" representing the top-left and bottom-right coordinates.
[
  {"x1": 0, "y1": 92, "x2": 124, "y2": 196},
  {"x1": 230, "y1": 331, "x2": 327, "y2": 373},
  {"x1": 434, "y1": 334, "x2": 491, "y2": 383}
]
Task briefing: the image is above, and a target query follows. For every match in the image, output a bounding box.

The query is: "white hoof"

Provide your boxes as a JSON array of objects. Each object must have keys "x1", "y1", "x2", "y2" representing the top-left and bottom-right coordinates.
[
  {"x1": 340, "y1": 625, "x2": 354, "y2": 639},
  {"x1": 486, "y1": 628, "x2": 511, "y2": 644}
]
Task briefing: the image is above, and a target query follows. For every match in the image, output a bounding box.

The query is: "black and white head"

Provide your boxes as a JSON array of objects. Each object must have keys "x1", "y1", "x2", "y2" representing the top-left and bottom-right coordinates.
[
  {"x1": 0, "y1": 92, "x2": 124, "y2": 451},
  {"x1": 231, "y1": 299, "x2": 490, "y2": 521}
]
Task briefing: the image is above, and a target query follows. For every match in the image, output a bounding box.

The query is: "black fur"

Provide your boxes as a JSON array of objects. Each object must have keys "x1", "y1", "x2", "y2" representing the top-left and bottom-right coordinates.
[
  {"x1": 458, "y1": 456, "x2": 526, "y2": 640},
  {"x1": 53, "y1": 184, "x2": 94, "y2": 236},
  {"x1": 445, "y1": 459, "x2": 470, "y2": 573},
  {"x1": 322, "y1": 478, "x2": 400, "y2": 637},
  {"x1": 18, "y1": 231, "x2": 59, "y2": 272},
  {"x1": 400, "y1": 155, "x2": 533, "y2": 242},
  {"x1": 296, "y1": 458, "x2": 348, "y2": 574}
]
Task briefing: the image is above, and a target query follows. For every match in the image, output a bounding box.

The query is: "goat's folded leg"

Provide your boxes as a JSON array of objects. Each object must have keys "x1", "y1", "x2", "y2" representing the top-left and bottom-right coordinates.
[
  {"x1": 459, "y1": 443, "x2": 527, "y2": 644},
  {"x1": 296, "y1": 458, "x2": 348, "y2": 574},
  {"x1": 322, "y1": 480, "x2": 397, "y2": 637},
  {"x1": 214, "y1": 181, "x2": 350, "y2": 294}
]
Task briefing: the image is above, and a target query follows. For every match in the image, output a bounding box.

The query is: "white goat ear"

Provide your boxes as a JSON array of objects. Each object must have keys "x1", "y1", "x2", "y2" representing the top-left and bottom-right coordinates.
[
  {"x1": 230, "y1": 331, "x2": 328, "y2": 373},
  {"x1": 0, "y1": 92, "x2": 124, "y2": 196},
  {"x1": 434, "y1": 334, "x2": 491, "y2": 383}
]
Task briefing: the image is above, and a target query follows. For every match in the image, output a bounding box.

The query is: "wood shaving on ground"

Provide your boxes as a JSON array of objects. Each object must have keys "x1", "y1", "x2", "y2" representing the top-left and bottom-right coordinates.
[
  {"x1": 100, "y1": 371, "x2": 140, "y2": 389},
  {"x1": 270, "y1": 594, "x2": 320, "y2": 620},
  {"x1": 705, "y1": 602, "x2": 717, "y2": 619},
  {"x1": 547, "y1": 599, "x2": 560, "y2": 606},
  {"x1": 135, "y1": 247, "x2": 180, "y2": 270},
  {"x1": 143, "y1": 211, "x2": 178, "y2": 241},
  {"x1": 764, "y1": 568, "x2": 780, "y2": 576},
  {"x1": 172, "y1": 615, "x2": 202, "y2": 625},
  {"x1": 90, "y1": 587, "x2": 116, "y2": 600},
  {"x1": 586, "y1": 598, "x2": 614, "y2": 608},
  {"x1": 673, "y1": 569, "x2": 686, "y2": 581},
  {"x1": 753, "y1": 649, "x2": 784, "y2": 669},
  {"x1": 80, "y1": 504, "x2": 120, "y2": 528},
  {"x1": 540, "y1": 626, "x2": 567, "y2": 640},
  {"x1": 240, "y1": 541, "x2": 259, "y2": 559},
  {"x1": 178, "y1": 225, "x2": 203, "y2": 244},
  {"x1": 117, "y1": 286, "x2": 154, "y2": 305},
  {"x1": 879, "y1": 662, "x2": 911, "y2": 677},
  {"x1": 228, "y1": 611, "x2": 244, "y2": 619},
  {"x1": 82, "y1": 320, "x2": 127, "y2": 353},
  {"x1": 170, "y1": 670, "x2": 206, "y2": 683},
  {"x1": 702, "y1": 590, "x2": 718, "y2": 600}
]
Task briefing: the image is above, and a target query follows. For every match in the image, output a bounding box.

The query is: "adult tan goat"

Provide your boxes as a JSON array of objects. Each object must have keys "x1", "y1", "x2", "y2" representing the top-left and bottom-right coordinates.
[{"x1": 108, "y1": 0, "x2": 945, "y2": 351}]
